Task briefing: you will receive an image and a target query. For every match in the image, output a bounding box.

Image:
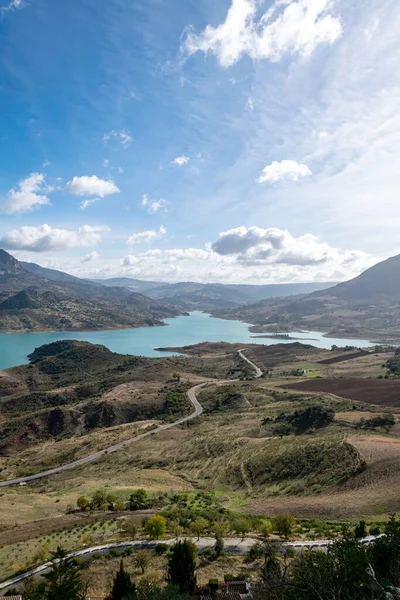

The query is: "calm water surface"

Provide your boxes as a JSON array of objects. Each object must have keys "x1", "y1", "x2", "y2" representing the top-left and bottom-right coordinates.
[{"x1": 0, "y1": 311, "x2": 381, "y2": 370}]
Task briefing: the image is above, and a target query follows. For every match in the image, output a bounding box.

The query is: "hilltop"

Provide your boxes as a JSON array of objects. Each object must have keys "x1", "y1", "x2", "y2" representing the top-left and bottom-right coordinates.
[{"x1": 96, "y1": 278, "x2": 336, "y2": 311}]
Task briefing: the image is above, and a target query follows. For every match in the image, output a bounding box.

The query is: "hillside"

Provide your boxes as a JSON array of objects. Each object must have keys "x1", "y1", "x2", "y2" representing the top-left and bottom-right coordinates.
[
  {"x1": 95, "y1": 278, "x2": 336, "y2": 311},
  {"x1": 0, "y1": 339, "x2": 249, "y2": 460},
  {"x1": 0, "y1": 250, "x2": 183, "y2": 332},
  {"x1": 216, "y1": 254, "x2": 400, "y2": 343}
]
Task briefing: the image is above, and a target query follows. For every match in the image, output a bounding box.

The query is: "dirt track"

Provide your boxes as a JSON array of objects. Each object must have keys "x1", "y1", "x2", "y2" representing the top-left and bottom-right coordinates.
[{"x1": 282, "y1": 378, "x2": 400, "y2": 407}]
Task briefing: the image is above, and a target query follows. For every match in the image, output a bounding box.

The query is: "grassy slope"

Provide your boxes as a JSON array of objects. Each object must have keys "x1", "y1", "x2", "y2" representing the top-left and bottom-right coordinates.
[{"x1": 1, "y1": 341, "x2": 400, "y2": 535}]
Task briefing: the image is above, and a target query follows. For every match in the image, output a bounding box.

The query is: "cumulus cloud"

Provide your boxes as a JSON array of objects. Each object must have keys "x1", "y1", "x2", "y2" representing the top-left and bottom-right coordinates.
[
  {"x1": 126, "y1": 225, "x2": 167, "y2": 246},
  {"x1": 0, "y1": 224, "x2": 106, "y2": 252},
  {"x1": 181, "y1": 0, "x2": 342, "y2": 67},
  {"x1": 141, "y1": 194, "x2": 167, "y2": 214},
  {"x1": 103, "y1": 129, "x2": 133, "y2": 146},
  {"x1": 120, "y1": 234, "x2": 373, "y2": 284},
  {"x1": 82, "y1": 251, "x2": 100, "y2": 263},
  {"x1": 257, "y1": 160, "x2": 312, "y2": 183},
  {"x1": 3, "y1": 173, "x2": 51, "y2": 214},
  {"x1": 173, "y1": 156, "x2": 190, "y2": 166},
  {"x1": 66, "y1": 176, "x2": 120, "y2": 198},
  {"x1": 211, "y1": 226, "x2": 370, "y2": 267}
]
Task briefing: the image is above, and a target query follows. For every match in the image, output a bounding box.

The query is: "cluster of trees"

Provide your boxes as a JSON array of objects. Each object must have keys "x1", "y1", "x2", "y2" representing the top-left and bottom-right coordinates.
[
  {"x1": 271, "y1": 405, "x2": 335, "y2": 436},
  {"x1": 76, "y1": 488, "x2": 160, "y2": 513},
  {"x1": 252, "y1": 515, "x2": 400, "y2": 599}
]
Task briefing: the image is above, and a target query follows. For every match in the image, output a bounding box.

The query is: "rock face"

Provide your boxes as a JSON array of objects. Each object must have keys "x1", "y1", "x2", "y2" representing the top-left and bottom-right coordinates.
[{"x1": 0, "y1": 249, "x2": 25, "y2": 275}]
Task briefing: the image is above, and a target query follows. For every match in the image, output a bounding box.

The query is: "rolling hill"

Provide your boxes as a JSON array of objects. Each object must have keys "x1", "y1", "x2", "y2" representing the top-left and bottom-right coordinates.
[
  {"x1": 94, "y1": 278, "x2": 336, "y2": 311},
  {"x1": 216, "y1": 254, "x2": 400, "y2": 343}
]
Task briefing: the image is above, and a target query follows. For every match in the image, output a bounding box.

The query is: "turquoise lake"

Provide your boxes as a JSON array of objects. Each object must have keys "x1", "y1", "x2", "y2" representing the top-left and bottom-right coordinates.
[{"x1": 0, "y1": 311, "x2": 381, "y2": 370}]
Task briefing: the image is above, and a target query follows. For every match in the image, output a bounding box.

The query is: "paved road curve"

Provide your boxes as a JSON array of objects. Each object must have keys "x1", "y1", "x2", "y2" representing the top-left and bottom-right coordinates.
[
  {"x1": 0, "y1": 534, "x2": 384, "y2": 591},
  {"x1": 0, "y1": 350, "x2": 261, "y2": 488}
]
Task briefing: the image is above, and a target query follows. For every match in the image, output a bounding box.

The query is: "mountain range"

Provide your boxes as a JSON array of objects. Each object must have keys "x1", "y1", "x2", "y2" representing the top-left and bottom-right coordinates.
[
  {"x1": 92, "y1": 278, "x2": 336, "y2": 311},
  {"x1": 216, "y1": 254, "x2": 400, "y2": 343},
  {"x1": 2, "y1": 248, "x2": 400, "y2": 342}
]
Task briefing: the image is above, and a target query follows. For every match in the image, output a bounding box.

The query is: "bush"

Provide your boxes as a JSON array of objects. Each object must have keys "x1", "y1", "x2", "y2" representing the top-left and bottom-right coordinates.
[
  {"x1": 273, "y1": 405, "x2": 335, "y2": 435},
  {"x1": 155, "y1": 543, "x2": 169, "y2": 555},
  {"x1": 246, "y1": 543, "x2": 264, "y2": 562},
  {"x1": 272, "y1": 514, "x2": 296, "y2": 539}
]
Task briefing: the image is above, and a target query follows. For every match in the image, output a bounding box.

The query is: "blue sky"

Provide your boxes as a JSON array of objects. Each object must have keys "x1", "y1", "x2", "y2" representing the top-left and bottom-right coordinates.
[{"x1": 0, "y1": 0, "x2": 399, "y2": 284}]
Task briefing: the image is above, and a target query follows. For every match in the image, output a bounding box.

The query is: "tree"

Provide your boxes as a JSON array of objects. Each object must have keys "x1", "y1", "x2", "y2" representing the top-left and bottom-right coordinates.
[
  {"x1": 232, "y1": 517, "x2": 251, "y2": 540},
  {"x1": 258, "y1": 519, "x2": 273, "y2": 540},
  {"x1": 169, "y1": 520, "x2": 184, "y2": 539},
  {"x1": 290, "y1": 535, "x2": 369, "y2": 600},
  {"x1": 130, "y1": 489, "x2": 148, "y2": 511},
  {"x1": 119, "y1": 518, "x2": 138, "y2": 539},
  {"x1": 272, "y1": 514, "x2": 296, "y2": 539},
  {"x1": 190, "y1": 517, "x2": 208, "y2": 540},
  {"x1": 76, "y1": 495, "x2": 90, "y2": 511},
  {"x1": 43, "y1": 546, "x2": 85, "y2": 600},
  {"x1": 91, "y1": 488, "x2": 108, "y2": 510},
  {"x1": 34, "y1": 542, "x2": 50, "y2": 563},
  {"x1": 111, "y1": 561, "x2": 136, "y2": 600},
  {"x1": 134, "y1": 550, "x2": 150, "y2": 574},
  {"x1": 144, "y1": 514, "x2": 167, "y2": 540},
  {"x1": 354, "y1": 520, "x2": 367, "y2": 539},
  {"x1": 214, "y1": 534, "x2": 224, "y2": 558},
  {"x1": 136, "y1": 581, "x2": 193, "y2": 600},
  {"x1": 168, "y1": 540, "x2": 197, "y2": 594}
]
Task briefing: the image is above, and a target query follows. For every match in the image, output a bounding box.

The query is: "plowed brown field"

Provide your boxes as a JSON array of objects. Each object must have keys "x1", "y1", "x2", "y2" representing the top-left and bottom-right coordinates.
[{"x1": 282, "y1": 378, "x2": 400, "y2": 407}]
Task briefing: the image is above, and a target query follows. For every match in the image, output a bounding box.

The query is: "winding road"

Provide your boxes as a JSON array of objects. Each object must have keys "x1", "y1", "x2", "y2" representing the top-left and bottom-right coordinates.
[
  {"x1": 0, "y1": 533, "x2": 384, "y2": 591},
  {"x1": 0, "y1": 349, "x2": 261, "y2": 488}
]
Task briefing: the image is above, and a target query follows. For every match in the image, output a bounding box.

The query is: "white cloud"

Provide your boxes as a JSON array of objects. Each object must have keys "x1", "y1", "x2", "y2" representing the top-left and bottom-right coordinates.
[
  {"x1": 257, "y1": 160, "x2": 312, "y2": 183},
  {"x1": 66, "y1": 176, "x2": 120, "y2": 198},
  {"x1": 117, "y1": 166, "x2": 124, "y2": 174},
  {"x1": 103, "y1": 159, "x2": 109, "y2": 167},
  {"x1": 0, "y1": 224, "x2": 106, "y2": 252},
  {"x1": 141, "y1": 194, "x2": 167, "y2": 214},
  {"x1": 80, "y1": 198, "x2": 100, "y2": 210},
  {"x1": 126, "y1": 225, "x2": 167, "y2": 246},
  {"x1": 173, "y1": 156, "x2": 190, "y2": 166},
  {"x1": 103, "y1": 129, "x2": 133, "y2": 146},
  {"x1": 211, "y1": 226, "x2": 369, "y2": 268},
  {"x1": 82, "y1": 251, "x2": 100, "y2": 263},
  {"x1": 120, "y1": 232, "x2": 374, "y2": 284},
  {"x1": 181, "y1": 0, "x2": 342, "y2": 67},
  {"x1": 42, "y1": 160, "x2": 50, "y2": 167},
  {"x1": 1, "y1": 0, "x2": 23, "y2": 12},
  {"x1": 3, "y1": 173, "x2": 51, "y2": 214}
]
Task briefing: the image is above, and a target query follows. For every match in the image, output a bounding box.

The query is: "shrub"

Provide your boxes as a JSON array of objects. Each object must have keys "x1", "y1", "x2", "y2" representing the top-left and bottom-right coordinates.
[
  {"x1": 155, "y1": 543, "x2": 169, "y2": 555},
  {"x1": 272, "y1": 514, "x2": 296, "y2": 539},
  {"x1": 208, "y1": 579, "x2": 219, "y2": 591}
]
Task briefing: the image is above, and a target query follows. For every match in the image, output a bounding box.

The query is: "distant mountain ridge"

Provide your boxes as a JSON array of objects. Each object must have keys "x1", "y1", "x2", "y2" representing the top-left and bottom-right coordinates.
[
  {"x1": 216, "y1": 254, "x2": 400, "y2": 343},
  {"x1": 94, "y1": 277, "x2": 337, "y2": 310}
]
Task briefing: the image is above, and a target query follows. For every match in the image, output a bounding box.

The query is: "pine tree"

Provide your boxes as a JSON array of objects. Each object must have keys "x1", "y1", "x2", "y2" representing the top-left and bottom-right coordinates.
[
  {"x1": 43, "y1": 546, "x2": 85, "y2": 600},
  {"x1": 111, "y1": 561, "x2": 136, "y2": 600},
  {"x1": 167, "y1": 540, "x2": 197, "y2": 594}
]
